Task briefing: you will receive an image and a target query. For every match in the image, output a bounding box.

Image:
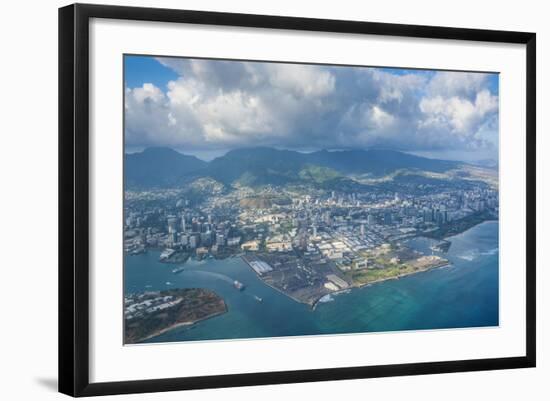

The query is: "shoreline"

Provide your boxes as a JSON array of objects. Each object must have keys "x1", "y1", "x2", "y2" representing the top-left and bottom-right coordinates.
[
  {"x1": 241, "y1": 254, "x2": 451, "y2": 311},
  {"x1": 310, "y1": 219, "x2": 499, "y2": 309},
  {"x1": 442, "y1": 218, "x2": 497, "y2": 240},
  {"x1": 311, "y1": 261, "x2": 451, "y2": 310},
  {"x1": 128, "y1": 221, "x2": 495, "y2": 326},
  {"x1": 241, "y1": 255, "x2": 314, "y2": 306},
  {"x1": 133, "y1": 308, "x2": 228, "y2": 344},
  {"x1": 426, "y1": 215, "x2": 497, "y2": 241}
]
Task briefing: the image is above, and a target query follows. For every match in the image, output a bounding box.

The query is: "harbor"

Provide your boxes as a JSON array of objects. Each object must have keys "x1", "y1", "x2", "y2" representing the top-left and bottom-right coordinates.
[{"x1": 125, "y1": 221, "x2": 499, "y2": 343}]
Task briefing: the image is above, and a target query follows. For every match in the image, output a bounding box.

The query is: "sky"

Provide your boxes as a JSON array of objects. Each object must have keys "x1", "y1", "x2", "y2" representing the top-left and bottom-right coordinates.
[{"x1": 124, "y1": 55, "x2": 499, "y2": 162}]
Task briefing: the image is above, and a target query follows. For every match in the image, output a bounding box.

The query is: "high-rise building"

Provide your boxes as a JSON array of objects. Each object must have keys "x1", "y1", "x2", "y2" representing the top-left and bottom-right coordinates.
[
  {"x1": 167, "y1": 216, "x2": 178, "y2": 234},
  {"x1": 367, "y1": 214, "x2": 376, "y2": 225},
  {"x1": 201, "y1": 231, "x2": 212, "y2": 246},
  {"x1": 436, "y1": 210, "x2": 444, "y2": 225},
  {"x1": 168, "y1": 232, "x2": 177, "y2": 247},
  {"x1": 189, "y1": 235, "x2": 198, "y2": 249},
  {"x1": 181, "y1": 215, "x2": 186, "y2": 233},
  {"x1": 423, "y1": 208, "x2": 433, "y2": 223},
  {"x1": 227, "y1": 237, "x2": 241, "y2": 247}
]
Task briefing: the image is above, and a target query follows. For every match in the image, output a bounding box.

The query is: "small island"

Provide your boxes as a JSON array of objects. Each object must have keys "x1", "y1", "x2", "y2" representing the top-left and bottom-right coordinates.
[{"x1": 124, "y1": 288, "x2": 227, "y2": 343}]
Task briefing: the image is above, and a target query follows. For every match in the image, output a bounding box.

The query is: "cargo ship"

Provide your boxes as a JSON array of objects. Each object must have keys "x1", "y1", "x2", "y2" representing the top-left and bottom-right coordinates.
[{"x1": 233, "y1": 280, "x2": 245, "y2": 291}]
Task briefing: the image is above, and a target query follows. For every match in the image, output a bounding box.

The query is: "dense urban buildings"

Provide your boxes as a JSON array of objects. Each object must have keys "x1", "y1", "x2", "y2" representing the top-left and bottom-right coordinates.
[{"x1": 124, "y1": 147, "x2": 498, "y2": 310}]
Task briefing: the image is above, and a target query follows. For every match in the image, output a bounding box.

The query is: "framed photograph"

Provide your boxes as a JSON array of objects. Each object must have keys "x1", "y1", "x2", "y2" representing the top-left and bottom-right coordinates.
[{"x1": 59, "y1": 3, "x2": 536, "y2": 397}]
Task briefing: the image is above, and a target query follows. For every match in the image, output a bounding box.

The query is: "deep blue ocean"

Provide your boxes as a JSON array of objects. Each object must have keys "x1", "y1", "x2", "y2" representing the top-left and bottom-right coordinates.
[{"x1": 124, "y1": 221, "x2": 499, "y2": 343}]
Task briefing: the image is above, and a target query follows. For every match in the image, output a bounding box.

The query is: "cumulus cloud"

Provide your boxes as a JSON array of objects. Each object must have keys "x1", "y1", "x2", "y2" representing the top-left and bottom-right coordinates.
[
  {"x1": 266, "y1": 63, "x2": 335, "y2": 98},
  {"x1": 125, "y1": 58, "x2": 499, "y2": 159},
  {"x1": 420, "y1": 89, "x2": 498, "y2": 136},
  {"x1": 427, "y1": 71, "x2": 490, "y2": 98}
]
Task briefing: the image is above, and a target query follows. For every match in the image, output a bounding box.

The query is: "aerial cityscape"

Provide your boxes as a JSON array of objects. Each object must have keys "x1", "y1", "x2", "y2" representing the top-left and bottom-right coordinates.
[{"x1": 123, "y1": 55, "x2": 499, "y2": 344}]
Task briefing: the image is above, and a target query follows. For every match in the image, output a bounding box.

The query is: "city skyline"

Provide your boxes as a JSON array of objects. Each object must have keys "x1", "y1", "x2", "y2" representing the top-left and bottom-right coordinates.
[{"x1": 124, "y1": 55, "x2": 499, "y2": 163}]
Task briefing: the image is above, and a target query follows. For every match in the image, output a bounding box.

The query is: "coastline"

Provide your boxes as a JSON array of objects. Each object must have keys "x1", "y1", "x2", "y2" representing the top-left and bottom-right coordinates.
[
  {"x1": 133, "y1": 308, "x2": 228, "y2": 344},
  {"x1": 124, "y1": 219, "x2": 499, "y2": 341},
  {"x1": 127, "y1": 220, "x2": 496, "y2": 339},
  {"x1": 426, "y1": 214, "x2": 497, "y2": 240},
  {"x1": 311, "y1": 261, "x2": 451, "y2": 310},
  {"x1": 442, "y1": 218, "x2": 497, "y2": 240},
  {"x1": 241, "y1": 255, "x2": 315, "y2": 306},
  {"x1": 312, "y1": 219, "x2": 500, "y2": 310},
  {"x1": 240, "y1": 254, "x2": 451, "y2": 311}
]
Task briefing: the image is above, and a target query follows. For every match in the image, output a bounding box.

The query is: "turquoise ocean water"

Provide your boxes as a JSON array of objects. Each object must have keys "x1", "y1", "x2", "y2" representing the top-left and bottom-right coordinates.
[{"x1": 124, "y1": 221, "x2": 499, "y2": 343}]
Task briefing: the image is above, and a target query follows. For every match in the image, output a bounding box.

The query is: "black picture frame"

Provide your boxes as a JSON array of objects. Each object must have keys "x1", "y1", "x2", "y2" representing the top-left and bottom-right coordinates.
[{"x1": 59, "y1": 3, "x2": 536, "y2": 397}]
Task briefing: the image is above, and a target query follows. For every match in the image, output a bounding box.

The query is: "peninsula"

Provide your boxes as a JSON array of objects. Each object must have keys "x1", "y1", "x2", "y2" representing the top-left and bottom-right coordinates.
[
  {"x1": 124, "y1": 288, "x2": 227, "y2": 343},
  {"x1": 242, "y1": 241, "x2": 449, "y2": 308}
]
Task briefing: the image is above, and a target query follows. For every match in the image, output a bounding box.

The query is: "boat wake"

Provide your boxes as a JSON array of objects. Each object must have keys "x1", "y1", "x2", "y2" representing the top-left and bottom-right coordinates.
[
  {"x1": 457, "y1": 247, "x2": 499, "y2": 262},
  {"x1": 481, "y1": 248, "x2": 499, "y2": 256},
  {"x1": 318, "y1": 294, "x2": 334, "y2": 303},
  {"x1": 187, "y1": 270, "x2": 235, "y2": 285},
  {"x1": 457, "y1": 251, "x2": 477, "y2": 261}
]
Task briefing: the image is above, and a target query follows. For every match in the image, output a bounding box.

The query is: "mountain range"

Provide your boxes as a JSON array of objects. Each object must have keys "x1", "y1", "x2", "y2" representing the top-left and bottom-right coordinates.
[
  {"x1": 125, "y1": 146, "x2": 463, "y2": 189},
  {"x1": 125, "y1": 147, "x2": 207, "y2": 188}
]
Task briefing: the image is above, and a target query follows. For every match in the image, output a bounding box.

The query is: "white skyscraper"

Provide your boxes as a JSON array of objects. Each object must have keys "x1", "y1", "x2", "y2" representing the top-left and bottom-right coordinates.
[{"x1": 167, "y1": 216, "x2": 178, "y2": 234}]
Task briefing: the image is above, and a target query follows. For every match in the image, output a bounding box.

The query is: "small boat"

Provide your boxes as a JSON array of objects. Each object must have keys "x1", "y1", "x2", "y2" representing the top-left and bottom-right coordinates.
[
  {"x1": 233, "y1": 280, "x2": 245, "y2": 291},
  {"x1": 172, "y1": 266, "x2": 185, "y2": 274},
  {"x1": 254, "y1": 295, "x2": 263, "y2": 302}
]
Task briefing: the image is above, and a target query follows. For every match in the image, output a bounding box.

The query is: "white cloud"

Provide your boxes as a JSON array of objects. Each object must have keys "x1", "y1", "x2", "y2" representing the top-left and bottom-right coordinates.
[
  {"x1": 125, "y1": 82, "x2": 205, "y2": 149},
  {"x1": 125, "y1": 59, "x2": 499, "y2": 159},
  {"x1": 266, "y1": 64, "x2": 335, "y2": 98},
  {"x1": 370, "y1": 69, "x2": 427, "y2": 104},
  {"x1": 129, "y1": 83, "x2": 165, "y2": 103},
  {"x1": 427, "y1": 71, "x2": 489, "y2": 98},
  {"x1": 370, "y1": 105, "x2": 395, "y2": 128},
  {"x1": 199, "y1": 91, "x2": 275, "y2": 142},
  {"x1": 419, "y1": 89, "x2": 498, "y2": 134},
  {"x1": 166, "y1": 78, "x2": 205, "y2": 106},
  {"x1": 341, "y1": 102, "x2": 395, "y2": 133}
]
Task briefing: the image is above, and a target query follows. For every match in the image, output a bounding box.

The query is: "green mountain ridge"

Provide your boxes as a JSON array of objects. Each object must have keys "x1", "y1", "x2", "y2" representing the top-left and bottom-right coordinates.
[
  {"x1": 125, "y1": 147, "x2": 207, "y2": 188},
  {"x1": 125, "y1": 146, "x2": 465, "y2": 189}
]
